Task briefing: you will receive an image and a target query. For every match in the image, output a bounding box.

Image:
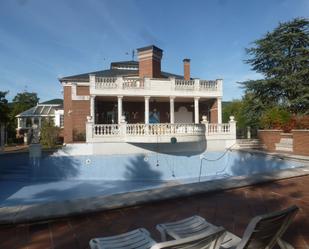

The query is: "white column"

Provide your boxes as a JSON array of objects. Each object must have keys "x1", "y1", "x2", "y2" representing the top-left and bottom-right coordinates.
[
  {"x1": 117, "y1": 96, "x2": 123, "y2": 124},
  {"x1": 90, "y1": 95, "x2": 95, "y2": 121},
  {"x1": 38, "y1": 117, "x2": 42, "y2": 128},
  {"x1": 170, "y1": 97, "x2": 175, "y2": 124},
  {"x1": 145, "y1": 96, "x2": 150, "y2": 124},
  {"x1": 217, "y1": 97, "x2": 222, "y2": 124},
  {"x1": 194, "y1": 97, "x2": 200, "y2": 124},
  {"x1": 17, "y1": 118, "x2": 21, "y2": 129}
]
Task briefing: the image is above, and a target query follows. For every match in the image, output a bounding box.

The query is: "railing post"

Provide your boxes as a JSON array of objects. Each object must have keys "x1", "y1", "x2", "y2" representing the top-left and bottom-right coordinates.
[
  {"x1": 89, "y1": 74, "x2": 96, "y2": 92},
  {"x1": 119, "y1": 115, "x2": 127, "y2": 136},
  {"x1": 194, "y1": 79, "x2": 200, "y2": 91},
  {"x1": 117, "y1": 76, "x2": 123, "y2": 89},
  {"x1": 86, "y1": 116, "x2": 94, "y2": 142},
  {"x1": 229, "y1": 116, "x2": 236, "y2": 139},
  {"x1": 216, "y1": 79, "x2": 223, "y2": 92},
  {"x1": 169, "y1": 77, "x2": 175, "y2": 90},
  {"x1": 201, "y1": 115, "x2": 209, "y2": 136}
]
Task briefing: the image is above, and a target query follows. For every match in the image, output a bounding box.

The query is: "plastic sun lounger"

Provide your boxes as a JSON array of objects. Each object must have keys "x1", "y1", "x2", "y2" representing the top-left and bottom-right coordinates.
[
  {"x1": 156, "y1": 205, "x2": 299, "y2": 249},
  {"x1": 89, "y1": 227, "x2": 226, "y2": 249}
]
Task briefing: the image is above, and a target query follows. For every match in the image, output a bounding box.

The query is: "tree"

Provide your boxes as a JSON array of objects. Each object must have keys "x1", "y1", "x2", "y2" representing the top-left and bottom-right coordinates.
[
  {"x1": 0, "y1": 91, "x2": 9, "y2": 124},
  {"x1": 40, "y1": 118, "x2": 60, "y2": 148},
  {"x1": 11, "y1": 92, "x2": 39, "y2": 118},
  {"x1": 242, "y1": 18, "x2": 309, "y2": 114}
]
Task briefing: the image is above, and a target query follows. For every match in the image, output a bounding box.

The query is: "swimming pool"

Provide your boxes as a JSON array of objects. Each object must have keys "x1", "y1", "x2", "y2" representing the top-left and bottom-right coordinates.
[{"x1": 0, "y1": 150, "x2": 304, "y2": 206}]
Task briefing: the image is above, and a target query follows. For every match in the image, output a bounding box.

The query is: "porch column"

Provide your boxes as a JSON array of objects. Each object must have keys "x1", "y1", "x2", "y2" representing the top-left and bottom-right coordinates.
[
  {"x1": 217, "y1": 97, "x2": 222, "y2": 124},
  {"x1": 17, "y1": 118, "x2": 21, "y2": 129},
  {"x1": 170, "y1": 97, "x2": 175, "y2": 124},
  {"x1": 194, "y1": 97, "x2": 200, "y2": 124},
  {"x1": 117, "y1": 96, "x2": 123, "y2": 124},
  {"x1": 38, "y1": 117, "x2": 42, "y2": 128},
  {"x1": 90, "y1": 95, "x2": 95, "y2": 121},
  {"x1": 145, "y1": 96, "x2": 150, "y2": 124}
]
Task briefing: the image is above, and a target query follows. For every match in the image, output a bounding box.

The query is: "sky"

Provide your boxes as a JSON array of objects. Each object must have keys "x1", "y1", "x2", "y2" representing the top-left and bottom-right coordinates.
[{"x1": 0, "y1": 0, "x2": 308, "y2": 102}]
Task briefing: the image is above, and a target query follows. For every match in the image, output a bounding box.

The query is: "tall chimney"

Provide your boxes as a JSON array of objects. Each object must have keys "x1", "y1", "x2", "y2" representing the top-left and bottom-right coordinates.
[
  {"x1": 183, "y1": 58, "x2": 190, "y2": 80},
  {"x1": 137, "y1": 45, "x2": 163, "y2": 78}
]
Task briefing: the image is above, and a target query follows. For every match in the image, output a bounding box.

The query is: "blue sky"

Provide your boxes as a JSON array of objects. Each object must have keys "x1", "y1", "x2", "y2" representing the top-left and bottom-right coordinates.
[{"x1": 0, "y1": 0, "x2": 308, "y2": 102}]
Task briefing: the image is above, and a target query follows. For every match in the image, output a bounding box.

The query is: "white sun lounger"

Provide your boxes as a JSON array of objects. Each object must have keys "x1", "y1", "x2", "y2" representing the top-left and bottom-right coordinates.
[
  {"x1": 89, "y1": 226, "x2": 226, "y2": 249},
  {"x1": 156, "y1": 205, "x2": 299, "y2": 249}
]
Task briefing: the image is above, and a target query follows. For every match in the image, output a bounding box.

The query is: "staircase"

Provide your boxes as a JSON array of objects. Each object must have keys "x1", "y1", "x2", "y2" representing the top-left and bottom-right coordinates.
[
  {"x1": 235, "y1": 139, "x2": 265, "y2": 150},
  {"x1": 275, "y1": 134, "x2": 293, "y2": 152}
]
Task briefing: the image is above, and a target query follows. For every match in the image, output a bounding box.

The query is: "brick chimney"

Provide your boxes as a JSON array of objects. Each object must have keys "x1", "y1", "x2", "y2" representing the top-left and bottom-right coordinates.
[
  {"x1": 137, "y1": 45, "x2": 163, "y2": 78},
  {"x1": 183, "y1": 58, "x2": 190, "y2": 80}
]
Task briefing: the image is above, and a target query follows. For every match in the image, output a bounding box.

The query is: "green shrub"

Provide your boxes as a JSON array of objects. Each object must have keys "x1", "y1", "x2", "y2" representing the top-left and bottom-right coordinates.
[
  {"x1": 40, "y1": 118, "x2": 60, "y2": 148},
  {"x1": 260, "y1": 107, "x2": 292, "y2": 131}
]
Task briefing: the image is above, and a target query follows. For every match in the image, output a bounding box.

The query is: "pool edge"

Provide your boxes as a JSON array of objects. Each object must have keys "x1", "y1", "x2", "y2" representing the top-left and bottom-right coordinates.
[{"x1": 0, "y1": 165, "x2": 309, "y2": 225}]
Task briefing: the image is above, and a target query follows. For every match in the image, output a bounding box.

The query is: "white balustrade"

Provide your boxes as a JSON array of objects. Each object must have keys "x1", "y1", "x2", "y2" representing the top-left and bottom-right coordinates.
[
  {"x1": 126, "y1": 123, "x2": 205, "y2": 136},
  {"x1": 95, "y1": 77, "x2": 117, "y2": 89},
  {"x1": 207, "y1": 123, "x2": 231, "y2": 134},
  {"x1": 93, "y1": 124, "x2": 120, "y2": 136},
  {"x1": 91, "y1": 123, "x2": 232, "y2": 137},
  {"x1": 123, "y1": 78, "x2": 144, "y2": 89},
  {"x1": 93, "y1": 77, "x2": 219, "y2": 93},
  {"x1": 199, "y1": 80, "x2": 218, "y2": 91},
  {"x1": 175, "y1": 79, "x2": 195, "y2": 90}
]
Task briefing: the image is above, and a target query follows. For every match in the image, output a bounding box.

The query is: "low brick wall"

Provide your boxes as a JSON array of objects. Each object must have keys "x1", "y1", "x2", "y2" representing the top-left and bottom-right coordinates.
[
  {"x1": 258, "y1": 130, "x2": 282, "y2": 152},
  {"x1": 258, "y1": 129, "x2": 309, "y2": 156},
  {"x1": 292, "y1": 130, "x2": 309, "y2": 156}
]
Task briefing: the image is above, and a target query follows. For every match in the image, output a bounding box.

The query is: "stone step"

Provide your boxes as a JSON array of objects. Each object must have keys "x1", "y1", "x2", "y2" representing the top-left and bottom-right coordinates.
[
  {"x1": 275, "y1": 145, "x2": 293, "y2": 152},
  {"x1": 279, "y1": 138, "x2": 293, "y2": 145},
  {"x1": 235, "y1": 139, "x2": 265, "y2": 149}
]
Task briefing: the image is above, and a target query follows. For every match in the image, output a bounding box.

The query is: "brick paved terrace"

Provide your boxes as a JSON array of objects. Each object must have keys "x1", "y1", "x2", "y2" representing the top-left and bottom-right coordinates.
[{"x1": 0, "y1": 175, "x2": 308, "y2": 249}]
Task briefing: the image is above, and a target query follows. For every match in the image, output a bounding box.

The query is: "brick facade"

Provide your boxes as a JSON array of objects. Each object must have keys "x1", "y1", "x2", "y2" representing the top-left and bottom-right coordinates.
[
  {"x1": 63, "y1": 85, "x2": 90, "y2": 143},
  {"x1": 210, "y1": 99, "x2": 218, "y2": 123},
  {"x1": 63, "y1": 86, "x2": 73, "y2": 143},
  {"x1": 258, "y1": 130, "x2": 282, "y2": 152},
  {"x1": 292, "y1": 130, "x2": 309, "y2": 156}
]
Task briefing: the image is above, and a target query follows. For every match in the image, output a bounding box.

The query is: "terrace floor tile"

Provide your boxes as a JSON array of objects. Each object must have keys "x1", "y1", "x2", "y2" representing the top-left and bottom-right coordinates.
[{"x1": 0, "y1": 175, "x2": 308, "y2": 249}]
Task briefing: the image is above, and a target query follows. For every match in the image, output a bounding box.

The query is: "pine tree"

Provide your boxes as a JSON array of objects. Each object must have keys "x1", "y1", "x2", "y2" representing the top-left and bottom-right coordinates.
[{"x1": 242, "y1": 18, "x2": 309, "y2": 114}]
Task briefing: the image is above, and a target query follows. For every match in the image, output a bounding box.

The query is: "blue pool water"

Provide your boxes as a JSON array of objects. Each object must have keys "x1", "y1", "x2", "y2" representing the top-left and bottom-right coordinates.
[{"x1": 0, "y1": 150, "x2": 304, "y2": 206}]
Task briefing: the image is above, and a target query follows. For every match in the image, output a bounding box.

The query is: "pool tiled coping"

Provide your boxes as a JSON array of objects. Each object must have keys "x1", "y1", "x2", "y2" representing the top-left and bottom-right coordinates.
[{"x1": 0, "y1": 164, "x2": 308, "y2": 225}]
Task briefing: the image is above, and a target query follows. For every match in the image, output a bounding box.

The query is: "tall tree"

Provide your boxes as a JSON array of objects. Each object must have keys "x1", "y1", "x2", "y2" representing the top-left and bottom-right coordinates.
[
  {"x1": 242, "y1": 18, "x2": 309, "y2": 113},
  {"x1": 11, "y1": 92, "x2": 39, "y2": 118},
  {"x1": 0, "y1": 91, "x2": 10, "y2": 124}
]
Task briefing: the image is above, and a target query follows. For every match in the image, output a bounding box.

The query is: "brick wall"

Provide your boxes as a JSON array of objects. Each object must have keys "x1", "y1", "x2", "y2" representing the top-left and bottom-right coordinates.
[
  {"x1": 63, "y1": 85, "x2": 90, "y2": 143},
  {"x1": 63, "y1": 86, "x2": 73, "y2": 143},
  {"x1": 292, "y1": 130, "x2": 309, "y2": 156},
  {"x1": 71, "y1": 99, "x2": 90, "y2": 141},
  {"x1": 258, "y1": 130, "x2": 282, "y2": 151},
  {"x1": 210, "y1": 99, "x2": 218, "y2": 123},
  {"x1": 76, "y1": 86, "x2": 90, "y2": 96}
]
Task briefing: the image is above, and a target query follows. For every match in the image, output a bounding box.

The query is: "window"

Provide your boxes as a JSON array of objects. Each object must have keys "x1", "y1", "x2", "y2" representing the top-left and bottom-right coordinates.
[{"x1": 60, "y1": 115, "x2": 64, "y2": 127}]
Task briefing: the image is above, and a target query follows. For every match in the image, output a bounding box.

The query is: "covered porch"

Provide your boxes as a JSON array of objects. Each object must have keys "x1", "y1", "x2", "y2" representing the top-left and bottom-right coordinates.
[
  {"x1": 92, "y1": 96, "x2": 221, "y2": 125},
  {"x1": 86, "y1": 96, "x2": 235, "y2": 144}
]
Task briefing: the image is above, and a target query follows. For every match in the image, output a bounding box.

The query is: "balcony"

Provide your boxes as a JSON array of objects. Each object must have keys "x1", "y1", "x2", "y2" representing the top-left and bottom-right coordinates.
[{"x1": 90, "y1": 76, "x2": 222, "y2": 98}]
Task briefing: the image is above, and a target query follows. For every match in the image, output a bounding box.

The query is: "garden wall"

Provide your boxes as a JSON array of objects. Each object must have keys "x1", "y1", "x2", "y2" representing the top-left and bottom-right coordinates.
[
  {"x1": 258, "y1": 129, "x2": 309, "y2": 156},
  {"x1": 292, "y1": 130, "x2": 309, "y2": 156},
  {"x1": 258, "y1": 130, "x2": 282, "y2": 152}
]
